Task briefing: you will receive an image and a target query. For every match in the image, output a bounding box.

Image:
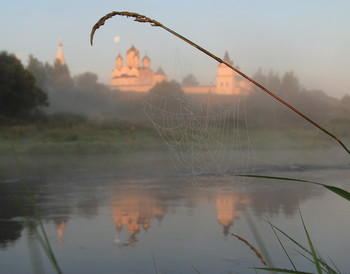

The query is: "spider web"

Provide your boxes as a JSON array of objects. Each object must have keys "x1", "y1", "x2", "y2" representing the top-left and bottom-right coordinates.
[{"x1": 142, "y1": 90, "x2": 255, "y2": 180}]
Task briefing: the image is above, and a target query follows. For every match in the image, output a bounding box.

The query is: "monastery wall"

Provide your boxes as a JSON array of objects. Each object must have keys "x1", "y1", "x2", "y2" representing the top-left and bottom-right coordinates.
[
  {"x1": 111, "y1": 45, "x2": 252, "y2": 95},
  {"x1": 183, "y1": 85, "x2": 215, "y2": 94}
]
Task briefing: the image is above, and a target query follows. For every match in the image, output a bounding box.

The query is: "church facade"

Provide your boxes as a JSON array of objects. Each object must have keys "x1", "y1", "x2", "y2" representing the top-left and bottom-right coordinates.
[
  {"x1": 111, "y1": 45, "x2": 252, "y2": 95},
  {"x1": 110, "y1": 45, "x2": 167, "y2": 92}
]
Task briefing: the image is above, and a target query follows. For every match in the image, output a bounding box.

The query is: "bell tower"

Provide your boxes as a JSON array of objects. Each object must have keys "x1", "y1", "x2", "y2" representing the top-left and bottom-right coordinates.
[
  {"x1": 215, "y1": 51, "x2": 237, "y2": 94},
  {"x1": 55, "y1": 42, "x2": 65, "y2": 65}
]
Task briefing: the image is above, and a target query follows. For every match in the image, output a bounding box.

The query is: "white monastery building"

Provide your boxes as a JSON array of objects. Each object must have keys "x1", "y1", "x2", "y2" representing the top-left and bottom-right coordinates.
[{"x1": 110, "y1": 45, "x2": 252, "y2": 95}]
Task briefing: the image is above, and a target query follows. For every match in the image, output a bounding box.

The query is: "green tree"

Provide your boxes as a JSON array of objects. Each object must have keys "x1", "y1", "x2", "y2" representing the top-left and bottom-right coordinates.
[
  {"x1": 73, "y1": 72, "x2": 117, "y2": 114},
  {"x1": 149, "y1": 80, "x2": 184, "y2": 97},
  {"x1": 0, "y1": 51, "x2": 48, "y2": 119},
  {"x1": 74, "y1": 71, "x2": 98, "y2": 89},
  {"x1": 27, "y1": 55, "x2": 51, "y2": 91},
  {"x1": 51, "y1": 59, "x2": 74, "y2": 91},
  {"x1": 280, "y1": 71, "x2": 301, "y2": 98},
  {"x1": 182, "y1": 74, "x2": 199, "y2": 86},
  {"x1": 148, "y1": 80, "x2": 185, "y2": 113}
]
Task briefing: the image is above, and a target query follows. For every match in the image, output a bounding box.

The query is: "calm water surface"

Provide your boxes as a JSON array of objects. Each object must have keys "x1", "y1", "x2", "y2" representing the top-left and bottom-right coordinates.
[{"x1": 0, "y1": 149, "x2": 349, "y2": 273}]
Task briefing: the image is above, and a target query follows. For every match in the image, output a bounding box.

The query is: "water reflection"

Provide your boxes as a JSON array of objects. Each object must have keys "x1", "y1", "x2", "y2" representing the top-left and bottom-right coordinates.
[
  {"x1": 112, "y1": 186, "x2": 166, "y2": 243},
  {"x1": 0, "y1": 180, "x2": 26, "y2": 248},
  {"x1": 0, "y1": 221, "x2": 23, "y2": 248},
  {"x1": 1, "y1": 152, "x2": 349, "y2": 273},
  {"x1": 215, "y1": 193, "x2": 250, "y2": 236},
  {"x1": 55, "y1": 220, "x2": 67, "y2": 245},
  {"x1": 110, "y1": 186, "x2": 253, "y2": 244},
  {"x1": 0, "y1": 174, "x2": 321, "y2": 248}
]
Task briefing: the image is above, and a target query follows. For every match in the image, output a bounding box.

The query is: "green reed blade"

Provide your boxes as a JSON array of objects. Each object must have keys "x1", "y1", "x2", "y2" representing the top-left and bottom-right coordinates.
[
  {"x1": 298, "y1": 206, "x2": 322, "y2": 274},
  {"x1": 253, "y1": 267, "x2": 312, "y2": 273},
  {"x1": 236, "y1": 174, "x2": 350, "y2": 202},
  {"x1": 265, "y1": 218, "x2": 297, "y2": 271}
]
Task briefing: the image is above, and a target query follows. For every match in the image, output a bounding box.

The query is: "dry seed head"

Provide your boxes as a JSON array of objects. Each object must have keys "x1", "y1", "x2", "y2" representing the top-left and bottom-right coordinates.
[
  {"x1": 90, "y1": 11, "x2": 161, "y2": 46},
  {"x1": 232, "y1": 233, "x2": 268, "y2": 267}
]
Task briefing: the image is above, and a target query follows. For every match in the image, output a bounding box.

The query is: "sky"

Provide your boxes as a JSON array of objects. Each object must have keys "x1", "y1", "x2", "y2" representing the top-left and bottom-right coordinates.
[{"x1": 2, "y1": 0, "x2": 350, "y2": 98}]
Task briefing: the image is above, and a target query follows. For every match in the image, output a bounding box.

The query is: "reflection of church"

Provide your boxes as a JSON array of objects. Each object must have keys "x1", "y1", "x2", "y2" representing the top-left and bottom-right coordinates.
[
  {"x1": 112, "y1": 188, "x2": 166, "y2": 243},
  {"x1": 215, "y1": 193, "x2": 250, "y2": 236},
  {"x1": 110, "y1": 45, "x2": 253, "y2": 95},
  {"x1": 111, "y1": 186, "x2": 250, "y2": 243},
  {"x1": 55, "y1": 220, "x2": 67, "y2": 245}
]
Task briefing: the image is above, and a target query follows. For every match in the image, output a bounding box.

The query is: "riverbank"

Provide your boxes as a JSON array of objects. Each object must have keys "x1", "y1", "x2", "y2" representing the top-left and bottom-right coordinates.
[
  {"x1": 0, "y1": 120, "x2": 165, "y2": 155},
  {"x1": 0, "y1": 118, "x2": 348, "y2": 155}
]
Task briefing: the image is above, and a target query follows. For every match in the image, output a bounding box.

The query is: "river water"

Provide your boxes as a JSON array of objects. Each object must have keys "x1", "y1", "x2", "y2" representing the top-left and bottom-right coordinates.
[{"x1": 0, "y1": 149, "x2": 349, "y2": 273}]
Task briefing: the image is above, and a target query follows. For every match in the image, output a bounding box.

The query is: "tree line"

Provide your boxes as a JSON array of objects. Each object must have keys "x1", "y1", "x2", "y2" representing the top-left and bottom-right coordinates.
[
  {"x1": 0, "y1": 52, "x2": 48, "y2": 122},
  {"x1": 0, "y1": 50, "x2": 349, "y2": 128},
  {"x1": 0, "y1": 51, "x2": 121, "y2": 123},
  {"x1": 244, "y1": 69, "x2": 350, "y2": 129},
  {"x1": 26, "y1": 54, "x2": 119, "y2": 116}
]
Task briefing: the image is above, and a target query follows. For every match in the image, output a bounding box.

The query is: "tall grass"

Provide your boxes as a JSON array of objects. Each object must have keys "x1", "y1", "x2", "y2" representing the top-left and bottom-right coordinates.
[
  {"x1": 230, "y1": 208, "x2": 341, "y2": 273},
  {"x1": 236, "y1": 174, "x2": 350, "y2": 202},
  {"x1": 252, "y1": 210, "x2": 341, "y2": 273}
]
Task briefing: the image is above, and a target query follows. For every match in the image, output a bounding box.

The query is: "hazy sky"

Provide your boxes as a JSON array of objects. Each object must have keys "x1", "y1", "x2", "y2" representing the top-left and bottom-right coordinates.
[{"x1": 2, "y1": 0, "x2": 350, "y2": 98}]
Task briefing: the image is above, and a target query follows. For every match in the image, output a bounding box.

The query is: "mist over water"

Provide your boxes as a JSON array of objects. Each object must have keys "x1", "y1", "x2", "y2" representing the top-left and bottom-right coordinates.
[{"x1": 0, "y1": 147, "x2": 349, "y2": 273}]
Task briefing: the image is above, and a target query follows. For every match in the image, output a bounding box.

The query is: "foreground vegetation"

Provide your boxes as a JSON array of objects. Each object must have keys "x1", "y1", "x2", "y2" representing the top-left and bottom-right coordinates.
[
  {"x1": 2, "y1": 114, "x2": 349, "y2": 156},
  {"x1": 0, "y1": 116, "x2": 166, "y2": 155}
]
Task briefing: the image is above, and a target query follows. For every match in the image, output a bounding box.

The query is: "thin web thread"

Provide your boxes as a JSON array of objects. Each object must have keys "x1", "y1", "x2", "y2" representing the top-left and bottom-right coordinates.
[{"x1": 142, "y1": 91, "x2": 255, "y2": 183}]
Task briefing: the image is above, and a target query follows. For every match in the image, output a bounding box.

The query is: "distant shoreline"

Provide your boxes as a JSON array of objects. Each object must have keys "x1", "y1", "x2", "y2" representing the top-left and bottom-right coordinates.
[{"x1": 1, "y1": 121, "x2": 347, "y2": 156}]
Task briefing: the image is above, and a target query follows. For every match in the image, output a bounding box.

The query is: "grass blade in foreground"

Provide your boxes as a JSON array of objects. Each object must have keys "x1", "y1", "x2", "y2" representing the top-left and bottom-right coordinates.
[
  {"x1": 236, "y1": 175, "x2": 350, "y2": 202},
  {"x1": 90, "y1": 11, "x2": 350, "y2": 156},
  {"x1": 263, "y1": 219, "x2": 339, "y2": 273},
  {"x1": 151, "y1": 252, "x2": 158, "y2": 274},
  {"x1": 253, "y1": 267, "x2": 312, "y2": 274},
  {"x1": 266, "y1": 217, "x2": 297, "y2": 271},
  {"x1": 243, "y1": 210, "x2": 274, "y2": 268},
  {"x1": 298, "y1": 206, "x2": 322, "y2": 274}
]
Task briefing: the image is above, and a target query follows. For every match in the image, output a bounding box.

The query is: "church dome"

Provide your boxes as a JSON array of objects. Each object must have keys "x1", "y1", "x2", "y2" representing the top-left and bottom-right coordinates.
[
  {"x1": 127, "y1": 45, "x2": 139, "y2": 56},
  {"x1": 126, "y1": 45, "x2": 140, "y2": 69},
  {"x1": 142, "y1": 55, "x2": 150, "y2": 68},
  {"x1": 116, "y1": 54, "x2": 123, "y2": 70}
]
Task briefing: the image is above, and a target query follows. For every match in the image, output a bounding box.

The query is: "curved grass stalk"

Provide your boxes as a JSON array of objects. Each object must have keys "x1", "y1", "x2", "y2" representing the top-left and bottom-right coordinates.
[
  {"x1": 231, "y1": 233, "x2": 268, "y2": 268},
  {"x1": 90, "y1": 11, "x2": 350, "y2": 156},
  {"x1": 298, "y1": 206, "x2": 322, "y2": 274},
  {"x1": 235, "y1": 174, "x2": 350, "y2": 202}
]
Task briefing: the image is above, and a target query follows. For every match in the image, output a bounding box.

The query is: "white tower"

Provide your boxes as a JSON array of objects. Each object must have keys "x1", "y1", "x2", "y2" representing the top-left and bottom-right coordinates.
[{"x1": 55, "y1": 42, "x2": 65, "y2": 65}]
